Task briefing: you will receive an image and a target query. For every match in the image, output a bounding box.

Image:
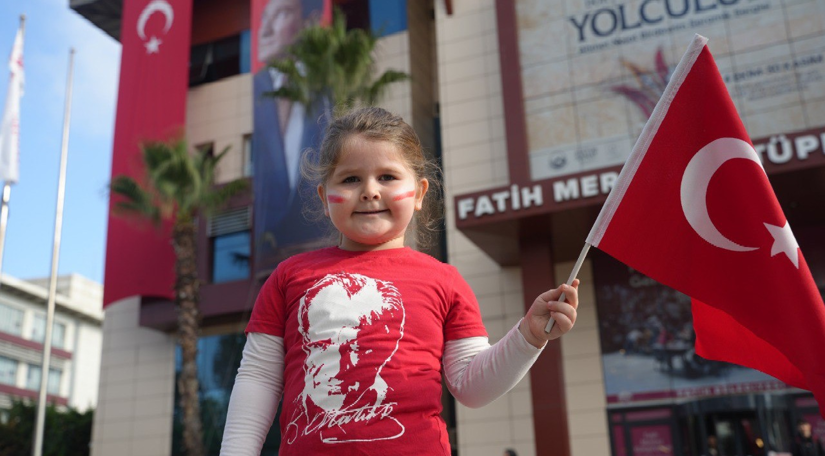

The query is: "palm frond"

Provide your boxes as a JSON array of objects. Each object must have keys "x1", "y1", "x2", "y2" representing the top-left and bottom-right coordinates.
[
  {"x1": 265, "y1": 86, "x2": 308, "y2": 106},
  {"x1": 363, "y1": 70, "x2": 410, "y2": 106},
  {"x1": 202, "y1": 179, "x2": 249, "y2": 214},
  {"x1": 111, "y1": 138, "x2": 247, "y2": 226},
  {"x1": 110, "y1": 176, "x2": 162, "y2": 224},
  {"x1": 141, "y1": 141, "x2": 174, "y2": 174},
  {"x1": 211, "y1": 145, "x2": 232, "y2": 164},
  {"x1": 263, "y1": 7, "x2": 409, "y2": 114},
  {"x1": 114, "y1": 200, "x2": 161, "y2": 225}
]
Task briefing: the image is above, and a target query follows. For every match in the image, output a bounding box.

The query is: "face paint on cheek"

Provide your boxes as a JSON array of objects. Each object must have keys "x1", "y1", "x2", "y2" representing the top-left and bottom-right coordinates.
[
  {"x1": 327, "y1": 194, "x2": 345, "y2": 204},
  {"x1": 391, "y1": 190, "x2": 416, "y2": 202}
]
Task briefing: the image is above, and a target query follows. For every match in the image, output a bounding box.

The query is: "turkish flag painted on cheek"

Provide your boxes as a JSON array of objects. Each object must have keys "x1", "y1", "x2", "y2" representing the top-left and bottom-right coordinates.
[{"x1": 587, "y1": 35, "x2": 825, "y2": 418}]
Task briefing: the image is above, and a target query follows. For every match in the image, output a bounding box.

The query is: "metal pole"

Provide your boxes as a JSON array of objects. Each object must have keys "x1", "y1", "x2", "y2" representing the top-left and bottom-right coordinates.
[
  {"x1": 0, "y1": 183, "x2": 11, "y2": 283},
  {"x1": 544, "y1": 242, "x2": 591, "y2": 334},
  {"x1": 32, "y1": 48, "x2": 74, "y2": 456}
]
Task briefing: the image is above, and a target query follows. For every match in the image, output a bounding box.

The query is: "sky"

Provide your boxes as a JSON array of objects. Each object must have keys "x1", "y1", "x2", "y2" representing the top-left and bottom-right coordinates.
[{"x1": 0, "y1": 0, "x2": 120, "y2": 285}]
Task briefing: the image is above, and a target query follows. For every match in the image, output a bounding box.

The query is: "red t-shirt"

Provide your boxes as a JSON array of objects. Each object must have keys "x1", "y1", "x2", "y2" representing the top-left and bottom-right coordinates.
[{"x1": 247, "y1": 247, "x2": 487, "y2": 455}]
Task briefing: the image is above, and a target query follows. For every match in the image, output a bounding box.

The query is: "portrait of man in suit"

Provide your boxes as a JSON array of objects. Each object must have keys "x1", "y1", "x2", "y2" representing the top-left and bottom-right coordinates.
[{"x1": 252, "y1": 0, "x2": 331, "y2": 275}]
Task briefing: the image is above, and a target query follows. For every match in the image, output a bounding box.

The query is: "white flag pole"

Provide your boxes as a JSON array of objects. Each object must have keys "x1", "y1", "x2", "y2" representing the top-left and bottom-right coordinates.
[
  {"x1": 32, "y1": 48, "x2": 74, "y2": 456},
  {"x1": 0, "y1": 15, "x2": 25, "y2": 288},
  {"x1": 0, "y1": 183, "x2": 12, "y2": 282},
  {"x1": 544, "y1": 242, "x2": 591, "y2": 333}
]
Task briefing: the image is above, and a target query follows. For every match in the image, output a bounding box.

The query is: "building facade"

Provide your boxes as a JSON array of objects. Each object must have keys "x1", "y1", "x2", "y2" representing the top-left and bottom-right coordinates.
[
  {"x1": 72, "y1": 0, "x2": 825, "y2": 455},
  {"x1": 0, "y1": 273, "x2": 103, "y2": 412}
]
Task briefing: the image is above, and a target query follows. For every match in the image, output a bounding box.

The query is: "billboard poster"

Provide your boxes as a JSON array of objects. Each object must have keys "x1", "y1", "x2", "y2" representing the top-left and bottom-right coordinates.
[
  {"x1": 591, "y1": 249, "x2": 790, "y2": 404},
  {"x1": 515, "y1": 0, "x2": 825, "y2": 181},
  {"x1": 251, "y1": 0, "x2": 332, "y2": 276},
  {"x1": 630, "y1": 425, "x2": 673, "y2": 456}
]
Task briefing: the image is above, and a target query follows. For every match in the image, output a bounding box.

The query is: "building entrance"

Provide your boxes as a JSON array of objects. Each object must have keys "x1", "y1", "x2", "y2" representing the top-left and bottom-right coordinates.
[
  {"x1": 702, "y1": 411, "x2": 766, "y2": 456},
  {"x1": 609, "y1": 393, "x2": 823, "y2": 456}
]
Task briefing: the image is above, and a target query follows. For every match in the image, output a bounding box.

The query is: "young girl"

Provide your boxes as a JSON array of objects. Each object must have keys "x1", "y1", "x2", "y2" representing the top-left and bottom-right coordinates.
[{"x1": 221, "y1": 107, "x2": 579, "y2": 455}]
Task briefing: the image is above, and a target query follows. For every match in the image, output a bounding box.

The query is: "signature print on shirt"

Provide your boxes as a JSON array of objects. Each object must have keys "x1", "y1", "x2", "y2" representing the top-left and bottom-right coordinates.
[{"x1": 286, "y1": 272, "x2": 406, "y2": 444}]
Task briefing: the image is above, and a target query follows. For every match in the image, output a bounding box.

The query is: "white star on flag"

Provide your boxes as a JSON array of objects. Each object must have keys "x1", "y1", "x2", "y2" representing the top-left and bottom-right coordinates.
[
  {"x1": 764, "y1": 221, "x2": 799, "y2": 268},
  {"x1": 145, "y1": 36, "x2": 162, "y2": 54}
]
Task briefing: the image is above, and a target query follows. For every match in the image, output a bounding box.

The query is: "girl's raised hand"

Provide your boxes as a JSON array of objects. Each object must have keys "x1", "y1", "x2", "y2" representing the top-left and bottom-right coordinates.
[{"x1": 518, "y1": 279, "x2": 579, "y2": 348}]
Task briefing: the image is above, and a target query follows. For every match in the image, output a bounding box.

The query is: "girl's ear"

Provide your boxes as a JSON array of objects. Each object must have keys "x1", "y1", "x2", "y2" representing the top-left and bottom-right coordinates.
[
  {"x1": 317, "y1": 184, "x2": 330, "y2": 217},
  {"x1": 415, "y1": 178, "x2": 429, "y2": 211}
]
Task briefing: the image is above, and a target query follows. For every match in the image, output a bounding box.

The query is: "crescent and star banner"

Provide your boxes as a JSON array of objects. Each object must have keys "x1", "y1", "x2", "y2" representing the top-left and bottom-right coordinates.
[
  {"x1": 103, "y1": 0, "x2": 192, "y2": 306},
  {"x1": 586, "y1": 35, "x2": 825, "y2": 418}
]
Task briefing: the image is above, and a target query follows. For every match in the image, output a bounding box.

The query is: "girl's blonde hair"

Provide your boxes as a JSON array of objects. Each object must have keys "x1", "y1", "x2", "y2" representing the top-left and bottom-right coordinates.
[{"x1": 302, "y1": 107, "x2": 443, "y2": 248}]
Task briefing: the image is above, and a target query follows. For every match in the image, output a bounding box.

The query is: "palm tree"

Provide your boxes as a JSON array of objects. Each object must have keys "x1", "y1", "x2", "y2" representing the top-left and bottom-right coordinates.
[
  {"x1": 265, "y1": 7, "x2": 409, "y2": 115},
  {"x1": 110, "y1": 138, "x2": 247, "y2": 456}
]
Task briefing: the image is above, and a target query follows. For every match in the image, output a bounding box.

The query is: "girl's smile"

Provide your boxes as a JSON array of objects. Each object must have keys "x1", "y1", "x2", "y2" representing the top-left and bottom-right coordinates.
[{"x1": 318, "y1": 135, "x2": 428, "y2": 251}]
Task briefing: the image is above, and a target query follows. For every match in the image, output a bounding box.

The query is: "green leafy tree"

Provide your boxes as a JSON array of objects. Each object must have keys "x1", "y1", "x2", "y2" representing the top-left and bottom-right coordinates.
[
  {"x1": 0, "y1": 400, "x2": 93, "y2": 456},
  {"x1": 266, "y1": 8, "x2": 409, "y2": 115},
  {"x1": 110, "y1": 139, "x2": 247, "y2": 456}
]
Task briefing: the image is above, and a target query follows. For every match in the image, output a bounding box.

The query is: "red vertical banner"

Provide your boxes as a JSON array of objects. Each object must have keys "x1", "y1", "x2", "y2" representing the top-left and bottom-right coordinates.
[{"x1": 104, "y1": 0, "x2": 193, "y2": 306}]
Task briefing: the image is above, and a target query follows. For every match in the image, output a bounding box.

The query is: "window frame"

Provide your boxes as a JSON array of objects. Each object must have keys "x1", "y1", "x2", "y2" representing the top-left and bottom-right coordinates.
[
  {"x1": 0, "y1": 302, "x2": 24, "y2": 336},
  {"x1": 31, "y1": 314, "x2": 67, "y2": 349}
]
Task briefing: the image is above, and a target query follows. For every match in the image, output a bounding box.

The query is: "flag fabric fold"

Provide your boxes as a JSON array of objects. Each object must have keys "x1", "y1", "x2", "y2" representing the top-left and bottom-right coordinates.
[
  {"x1": 0, "y1": 23, "x2": 24, "y2": 184},
  {"x1": 586, "y1": 34, "x2": 825, "y2": 418}
]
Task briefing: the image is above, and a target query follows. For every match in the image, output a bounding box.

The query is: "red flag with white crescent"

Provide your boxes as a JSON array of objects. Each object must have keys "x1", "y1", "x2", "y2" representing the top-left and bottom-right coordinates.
[
  {"x1": 104, "y1": 0, "x2": 193, "y2": 306},
  {"x1": 587, "y1": 35, "x2": 825, "y2": 418}
]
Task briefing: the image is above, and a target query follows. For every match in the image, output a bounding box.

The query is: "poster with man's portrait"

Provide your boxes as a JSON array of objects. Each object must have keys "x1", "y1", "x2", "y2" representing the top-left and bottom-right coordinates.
[{"x1": 251, "y1": 0, "x2": 332, "y2": 276}]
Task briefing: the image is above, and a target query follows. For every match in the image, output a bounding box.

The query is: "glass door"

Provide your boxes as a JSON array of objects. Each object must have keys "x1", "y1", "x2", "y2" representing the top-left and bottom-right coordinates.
[{"x1": 706, "y1": 413, "x2": 766, "y2": 456}]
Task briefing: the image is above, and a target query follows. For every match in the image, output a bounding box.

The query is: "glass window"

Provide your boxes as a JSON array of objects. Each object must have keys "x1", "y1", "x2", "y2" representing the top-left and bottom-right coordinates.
[
  {"x1": 339, "y1": 0, "x2": 371, "y2": 31},
  {"x1": 31, "y1": 315, "x2": 66, "y2": 349},
  {"x1": 368, "y1": 0, "x2": 407, "y2": 37},
  {"x1": 239, "y1": 30, "x2": 251, "y2": 74},
  {"x1": 0, "y1": 356, "x2": 17, "y2": 386},
  {"x1": 212, "y1": 231, "x2": 250, "y2": 283},
  {"x1": 0, "y1": 303, "x2": 24, "y2": 336},
  {"x1": 172, "y1": 333, "x2": 281, "y2": 455},
  {"x1": 189, "y1": 34, "x2": 242, "y2": 87},
  {"x1": 242, "y1": 134, "x2": 253, "y2": 177},
  {"x1": 212, "y1": 35, "x2": 241, "y2": 79},
  {"x1": 26, "y1": 364, "x2": 61, "y2": 395}
]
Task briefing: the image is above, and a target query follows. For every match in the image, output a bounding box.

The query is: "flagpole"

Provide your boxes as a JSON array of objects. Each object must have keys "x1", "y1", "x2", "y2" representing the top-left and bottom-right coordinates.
[
  {"x1": 544, "y1": 242, "x2": 591, "y2": 333},
  {"x1": 0, "y1": 183, "x2": 11, "y2": 284},
  {"x1": 32, "y1": 47, "x2": 74, "y2": 456},
  {"x1": 0, "y1": 14, "x2": 25, "y2": 290}
]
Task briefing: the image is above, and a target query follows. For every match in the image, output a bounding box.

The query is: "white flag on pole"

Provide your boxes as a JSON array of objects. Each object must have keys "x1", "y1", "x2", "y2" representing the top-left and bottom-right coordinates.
[{"x1": 0, "y1": 23, "x2": 24, "y2": 184}]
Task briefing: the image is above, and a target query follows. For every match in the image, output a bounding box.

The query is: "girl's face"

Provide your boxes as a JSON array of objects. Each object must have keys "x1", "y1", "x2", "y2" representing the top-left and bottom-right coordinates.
[{"x1": 318, "y1": 135, "x2": 428, "y2": 251}]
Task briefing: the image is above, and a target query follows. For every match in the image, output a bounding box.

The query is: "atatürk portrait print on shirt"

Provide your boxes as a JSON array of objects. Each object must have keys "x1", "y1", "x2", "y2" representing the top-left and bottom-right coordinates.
[{"x1": 286, "y1": 272, "x2": 406, "y2": 445}]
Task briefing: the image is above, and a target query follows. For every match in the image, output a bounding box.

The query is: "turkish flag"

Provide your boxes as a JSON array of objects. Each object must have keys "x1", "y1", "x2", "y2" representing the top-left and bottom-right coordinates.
[
  {"x1": 104, "y1": 0, "x2": 193, "y2": 306},
  {"x1": 587, "y1": 35, "x2": 825, "y2": 418}
]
